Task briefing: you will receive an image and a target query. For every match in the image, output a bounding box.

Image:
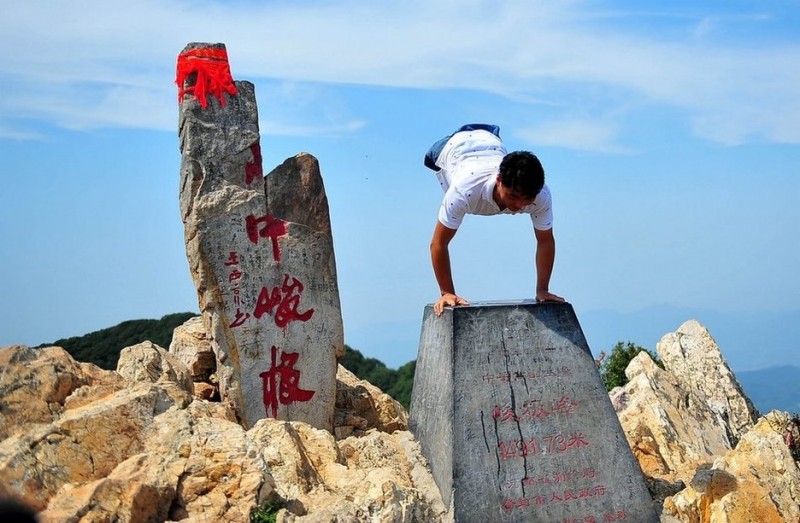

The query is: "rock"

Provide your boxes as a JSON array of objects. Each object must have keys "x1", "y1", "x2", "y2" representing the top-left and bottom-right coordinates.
[
  {"x1": 178, "y1": 42, "x2": 340, "y2": 430},
  {"x1": 169, "y1": 315, "x2": 216, "y2": 381},
  {"x1": 0, "y1": 381, "x2": 191, "y2": 511},
  {"x1": 0, "y1": 345, "x2": 119, "y2": 441},
  {"x1": 656, "y1": 320, "x2": 758, "y2": 445},
  {"x1": 40, "y1": 409, "x2": 276, "y2": 522},
  {"x1": 335, "y1": 365, "x2": 408, "y2": 437},
  {"x1": 615, "y1": 350, "x2": 733, "y2": 484},
  {"x1": 662, "y1": 411, "x2": 800, "y2": 522},
  {"x1": 117, "y1": 340, "x2": 194, "y2": 394},
  {"x1": 249, "y1": 420, "x2": 447, "y2": 522}
]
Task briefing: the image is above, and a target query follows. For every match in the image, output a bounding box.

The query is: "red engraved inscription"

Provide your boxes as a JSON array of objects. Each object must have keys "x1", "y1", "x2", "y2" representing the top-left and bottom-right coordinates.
[
  {"x1": 246, "y1": 213, "x2": 287, "y2": 261},
  {"x1": 253, "y1": 273, "x2": 315, "y2": 328},
  {"x1": 260, "y1": 345, "x2": 315, "y2": 418},
  {"x1": 245, "y1": 143, "x2": 263, "y2": 185}
]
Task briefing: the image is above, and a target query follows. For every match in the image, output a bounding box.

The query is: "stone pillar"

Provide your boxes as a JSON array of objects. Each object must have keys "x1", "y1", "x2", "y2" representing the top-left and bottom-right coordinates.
[
  {"x1": 409, "y1": 301, "x2": 657, "y2": 522},
  {"x1": 177, "y1": 42, "x2": 341, "y2": 431}
]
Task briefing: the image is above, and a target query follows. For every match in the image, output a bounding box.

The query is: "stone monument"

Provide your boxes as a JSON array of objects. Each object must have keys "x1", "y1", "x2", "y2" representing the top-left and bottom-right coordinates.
[
  {"x1": 409, "y1": 301, "x2": 657, "y2": 522},
  {"x1": 176, "y1": 42, "x2": 342, "y2": 431}
]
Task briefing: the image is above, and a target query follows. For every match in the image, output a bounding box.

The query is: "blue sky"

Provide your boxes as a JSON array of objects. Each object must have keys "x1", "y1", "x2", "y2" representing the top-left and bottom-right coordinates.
[{"x1": 1, "y1": 1, "x2": 799, "y2": 370}]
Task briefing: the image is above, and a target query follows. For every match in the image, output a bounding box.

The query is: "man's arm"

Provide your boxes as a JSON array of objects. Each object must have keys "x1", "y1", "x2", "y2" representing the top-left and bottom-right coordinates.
[
  {"x1": 534, "y1": 227, "x2": 564, "y2": 302},
  {"x1": 431, "y1": 221, "x2": 469, "y2": 315}
]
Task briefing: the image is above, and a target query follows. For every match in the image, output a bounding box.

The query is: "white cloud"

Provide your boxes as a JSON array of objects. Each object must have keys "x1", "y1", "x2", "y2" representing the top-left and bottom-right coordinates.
[
  {"x1": 516, "y1": 119, "x2": 633, "y2": 154},
  {"x1": 1, "y1": 0, "x2": 799, "y2": 145}
]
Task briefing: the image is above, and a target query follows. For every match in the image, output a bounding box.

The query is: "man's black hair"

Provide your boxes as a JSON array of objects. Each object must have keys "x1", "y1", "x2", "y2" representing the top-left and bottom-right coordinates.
[{"x1": 498, "y1": 151, "x2": 545, "y2": 199}]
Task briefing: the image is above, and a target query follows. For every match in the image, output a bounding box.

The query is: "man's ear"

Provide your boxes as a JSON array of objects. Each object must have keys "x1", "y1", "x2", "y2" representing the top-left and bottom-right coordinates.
[{"x1": 495, "y1": 174, "x2": 502, "y2": 186}]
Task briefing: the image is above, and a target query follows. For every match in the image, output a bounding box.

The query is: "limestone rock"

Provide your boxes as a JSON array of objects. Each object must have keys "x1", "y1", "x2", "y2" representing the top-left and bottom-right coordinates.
[
  {"x1": 0, "y1": 381, "x2": 191, "y2": 511},
  {"x1": 169, "y1": 315, "x2": 216, "y2": 381},
  {"x1": 117, "y1": 340, "x2": 194, "y2": 394},
  {"x1": 335, "y1": 365, "x2": 408, "y2": 438},
  {"x1": 41, "y1": 409, "x2": 275, "y2": 522},
  {"x1": 656, "y1": 319, "x2": 758, "y2": 445},
  {"x1": 1, "y1": 326, "x2": 445, "y2": 522},
  {"x1": 614, "y1": 350, "x2": 733, "y2": 484},
  {"x1": 662, "y1": 411, "x2": 800, "y2": 522},
  {"x1": 249, "y1": 420, "x2": 447, "y2": 522},
  {"x1": 0, "y1": 345, "x2": 119, "y2": 441}
]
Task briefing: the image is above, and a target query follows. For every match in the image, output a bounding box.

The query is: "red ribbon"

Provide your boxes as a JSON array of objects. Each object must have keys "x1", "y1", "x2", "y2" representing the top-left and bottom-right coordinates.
[{"x1": 176, "y1": 47, "x2": 238, "y2": 109}]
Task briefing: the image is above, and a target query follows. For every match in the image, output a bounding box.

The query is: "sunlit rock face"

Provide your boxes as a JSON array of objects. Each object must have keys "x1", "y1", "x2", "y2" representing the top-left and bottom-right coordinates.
[
  {"x1": 0, "y1": 343, "x2": 446, "y2": 522},
  {"x1": 612, "y1": 319, "x2": 799, "y2": 521}
]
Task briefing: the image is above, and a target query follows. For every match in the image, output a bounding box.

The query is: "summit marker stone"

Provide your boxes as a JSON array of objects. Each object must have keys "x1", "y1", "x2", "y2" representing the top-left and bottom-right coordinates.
[
  {"x1": 177, "y1": 42, "x2": 342, "y2": 431},
  {"x1": 409, "y1": 301, "x2": 657, "y2": 522}
]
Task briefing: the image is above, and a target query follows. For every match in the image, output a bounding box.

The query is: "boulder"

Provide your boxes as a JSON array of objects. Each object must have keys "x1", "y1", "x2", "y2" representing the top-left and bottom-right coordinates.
[{"x1": 117, "y1": 340, "x2": 194, "y2": 394}]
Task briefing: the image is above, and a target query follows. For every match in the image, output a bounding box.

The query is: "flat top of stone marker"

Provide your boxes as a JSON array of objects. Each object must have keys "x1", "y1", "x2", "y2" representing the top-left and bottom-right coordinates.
[{"x1": 428, "y1": 299, "x2": 570, "y2": 308}]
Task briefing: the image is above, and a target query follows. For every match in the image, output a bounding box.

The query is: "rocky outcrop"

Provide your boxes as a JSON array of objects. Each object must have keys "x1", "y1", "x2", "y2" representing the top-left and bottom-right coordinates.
[
  {"x1": 612, "y1": 320, "x2": 800, "y2": 521},
  {"x1": 0, "y1": 342, "x2": 444, "y2": 522},
  {"x1": 656, "y1": 320, "x2": 759, "y2": 445}
]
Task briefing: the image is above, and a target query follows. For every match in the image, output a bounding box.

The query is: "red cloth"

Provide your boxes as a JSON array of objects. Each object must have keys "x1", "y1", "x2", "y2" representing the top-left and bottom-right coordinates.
[{"x1": 176, "y1": 47, "x2": 238, "y2": 108}]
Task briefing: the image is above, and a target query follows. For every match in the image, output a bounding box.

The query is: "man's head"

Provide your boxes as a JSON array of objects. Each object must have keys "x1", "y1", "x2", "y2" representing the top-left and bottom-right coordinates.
[{"x1": 495, "y1": 151, "x2": 545, "y2": 211}]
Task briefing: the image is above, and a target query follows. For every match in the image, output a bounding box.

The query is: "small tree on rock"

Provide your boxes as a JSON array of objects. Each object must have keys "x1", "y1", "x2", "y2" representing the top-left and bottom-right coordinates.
[{"x1": 599, "y1": 341, "x2": 662, "y2": 391}]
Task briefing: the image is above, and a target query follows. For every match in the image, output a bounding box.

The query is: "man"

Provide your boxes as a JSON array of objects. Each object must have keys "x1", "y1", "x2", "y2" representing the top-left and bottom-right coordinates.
[{"x1": 425, "y1": 123, "x2": 565, "y2": 316}]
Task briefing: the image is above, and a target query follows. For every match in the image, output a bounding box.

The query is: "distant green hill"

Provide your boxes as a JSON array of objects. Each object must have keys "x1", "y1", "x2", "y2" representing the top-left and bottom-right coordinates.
[
  {"x1": 37, "y1": 313, "x2": 416, "y2": 408},
  {"x1": 39, "y1": 312, "x2": 198, "y2": 370}
]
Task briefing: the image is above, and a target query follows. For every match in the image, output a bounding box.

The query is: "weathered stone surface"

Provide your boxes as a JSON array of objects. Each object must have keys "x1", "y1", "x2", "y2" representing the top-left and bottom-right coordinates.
[
  {"x1": 169, "y1": 315, "x2": 216, "y2": 381},
  {"x1": 0, "y1": 381, "x2": 191, "y2": 511},
  {"x1": 178, "y1": 42, "x2": 340, "y2": 431},
  {"x1": 656, "y1": 320, "x2": 758, "y2": 445},
  {"x1": 410, "y1": 301, "x2": 657, "y2": 522},
  {"x1": 0, "y1": 345, "x2": 119, "y2": 441},
  {"x1": 250, "y1": 421, "x2": 446, "y2": 522},
  {"x1": 1, "y1": 342, "x2": 445, "y2": 522},
  {"x1": 662, "y1": 411, "x2": 800, "y2": 522},
  {"x1": 612, "y1": 351, "x2": 733, "y2": 484},
  {"x1": 117, "y1": 340, "x2": 194, "y2": 394},
  {"x1": 335, "y1": 364, "x2": 408, "y2": 437}
]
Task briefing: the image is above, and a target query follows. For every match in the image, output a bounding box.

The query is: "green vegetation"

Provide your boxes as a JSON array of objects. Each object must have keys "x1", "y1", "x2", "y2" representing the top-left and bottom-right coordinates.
[
  {"x1": 38, "y1": 312, "x2": 197, "y2": 370},
  {"x1": 249, "y1": 500, "x2": 282, "y2": 523},
  {"x1": 341, "y1": 345, "x2": 415, "y2": 409},
  {"x1": 598, "y1": 341, "x2": 662, "y2": 391}
]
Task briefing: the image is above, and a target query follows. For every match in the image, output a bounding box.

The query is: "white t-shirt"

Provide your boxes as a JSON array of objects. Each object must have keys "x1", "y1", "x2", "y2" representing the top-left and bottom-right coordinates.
[{"x1": 434, "y1": 129, "x2": 553, "y2": 231}]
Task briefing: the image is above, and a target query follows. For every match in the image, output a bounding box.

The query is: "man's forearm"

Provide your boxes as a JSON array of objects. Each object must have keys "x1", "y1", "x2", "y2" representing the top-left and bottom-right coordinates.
[
  {"x1": 535, "y1": 236, "x2": 556, "y2": 293},
  {"x1": 431, "y1": 243, "x2": 456, "y2": 295}
]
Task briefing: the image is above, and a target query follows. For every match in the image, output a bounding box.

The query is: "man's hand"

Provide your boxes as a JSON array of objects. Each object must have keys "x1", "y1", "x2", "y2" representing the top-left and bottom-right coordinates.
[
  {"x1": 536, "y1": 290, "x2": 565, "y2": 303},
  {"x1": 434, "y1": 293, "x2": 469, "y2": 316}
]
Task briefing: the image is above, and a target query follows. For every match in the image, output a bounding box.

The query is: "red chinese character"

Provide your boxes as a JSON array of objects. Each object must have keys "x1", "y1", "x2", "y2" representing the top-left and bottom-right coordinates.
[
  {"x1": 563, "y1": 490, "x2": 578, "y2": 501},
  {"x1": 516, "y1": 498, "x2": 530, "y2": 508},
  {"x1": 246, "y1": 213, "x2": 287, "y2": 261},
  {"x1": 501, "y1": 499, "x2": 516, "y2": 511},
  {"x1": 584, "y1": 517, "x2": 597, "y2": 523},
  {"x1": 616, "y1": 510, "x2": 627, "y2": 520},
  {"x1": 550, "y1": 492, "x2": 563, "y2": 503},
  {"x1": 551, "y1": 395, "x2": 579, "y2": 416},
  {"x1": 566, "y1": 432, "x2": 590, "y2": 450},
  {"x1": 533, "y1": 496, "x2": 546, "y2": 505},
  {"x1": 521, "y1": 399, "x2": 550, "y2": 420},
  {"x1": 260, "y1": 345, "x2": 315, "y2": 418},
  {"x1": 224, "y1": 251, "x2": 240, "y2": 266},
  {"x1": 229, "y1": 269, "x2": 243, "y2": 283},
  {"x1": 603, "y1": 514, "x2": 616, "y2": 522},
  {"x1": 229, "y1": 308, "x2": 251, "y2": 328},
  {"x1": 245, "y1": 142, "x2": 263, "y2": 185},
  {"x1": 254, "y1": 274, "x2": 315, "y2": 328},
  {"x1": 594, "y1": 485, "x2": 607, "y2": 496},
  {"x1": 491, "y1": 404, "x2": 517, "y2": 423},
  {"x1": 578, "y1": 488, "x2": 593, "y2": 498},
  {"x1": 582, "y1": 468, "x2": 597, "y2": 478}
]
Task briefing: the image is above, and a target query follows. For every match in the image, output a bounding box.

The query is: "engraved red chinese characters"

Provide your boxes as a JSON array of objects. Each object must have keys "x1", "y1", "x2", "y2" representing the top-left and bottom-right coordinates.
[
  {"x1": 246, "y1": 213, "x2": 287, "y2": 262},
  {"x1": 260, "y1": 345, "x2": 316, "y2": 418}
]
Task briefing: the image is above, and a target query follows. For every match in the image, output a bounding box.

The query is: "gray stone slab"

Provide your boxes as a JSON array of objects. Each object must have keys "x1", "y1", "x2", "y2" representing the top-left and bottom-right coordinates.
[{"x1": 410, "y1": 301, "x2": 657, "y2": 522}]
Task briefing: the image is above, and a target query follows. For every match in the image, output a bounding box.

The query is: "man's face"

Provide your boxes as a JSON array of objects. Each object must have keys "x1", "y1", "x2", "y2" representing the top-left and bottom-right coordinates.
[{"x1": 495, "y1": 176, "x2": 536, "y2": 211}]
